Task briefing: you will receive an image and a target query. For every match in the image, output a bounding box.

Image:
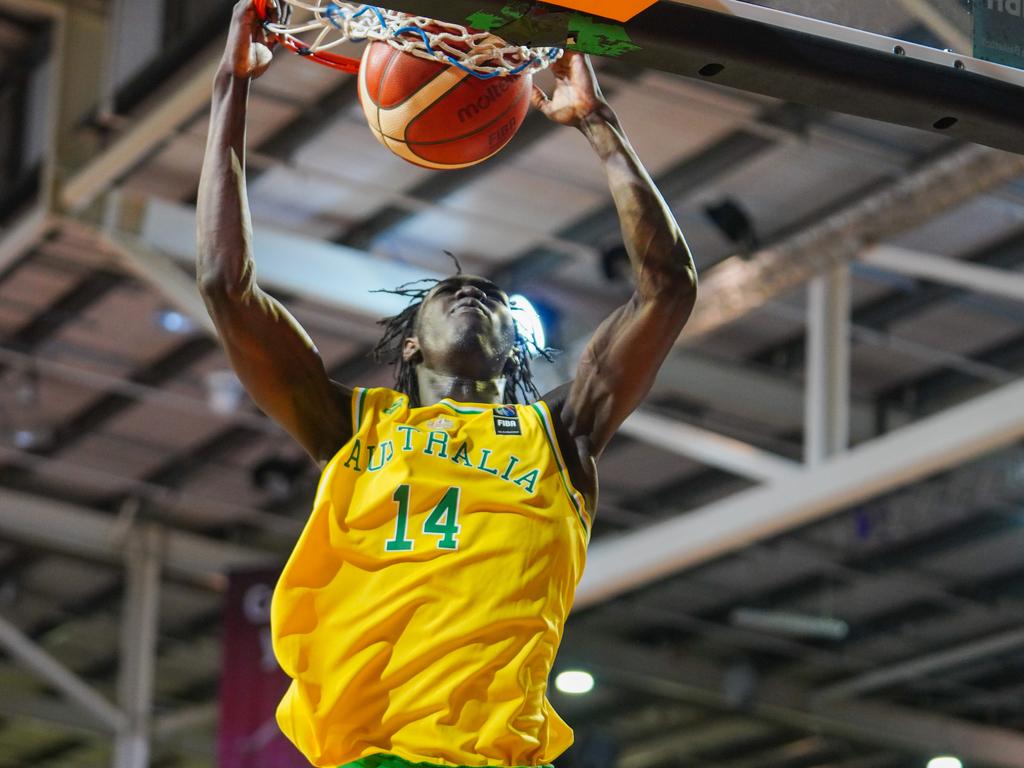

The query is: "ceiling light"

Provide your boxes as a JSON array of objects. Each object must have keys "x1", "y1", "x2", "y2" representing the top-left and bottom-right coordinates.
[
  {"x1": 927, "y1": 758, "x2": 962, "y2": 768},
  {"x1": 510, "y1": 294, "x2": 546, "y2": 354},
  {"x1": 156, "y1": 309, "x2": 196, "y2": 335},
  {"x1": 12, "y1": 430, "x2": 38, "y2": 450},
  {"x1": 554, "y1": 670, "x2": 594, "y2": 695}
]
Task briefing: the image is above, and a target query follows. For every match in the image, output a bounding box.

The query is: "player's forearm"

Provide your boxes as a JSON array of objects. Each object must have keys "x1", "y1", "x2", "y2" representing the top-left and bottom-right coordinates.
[
  {"x1": 582, "y1": 111, "x2": 697, "y2": 304},
  {"x1": 196, "y1": 66, "x2": 258, "y2": 300}
]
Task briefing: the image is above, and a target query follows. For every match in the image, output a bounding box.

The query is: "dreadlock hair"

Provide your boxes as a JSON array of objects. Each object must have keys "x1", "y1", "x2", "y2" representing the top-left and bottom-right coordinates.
[{"x1": 371, "y1": 255, "x2": 554, "y2": 407}]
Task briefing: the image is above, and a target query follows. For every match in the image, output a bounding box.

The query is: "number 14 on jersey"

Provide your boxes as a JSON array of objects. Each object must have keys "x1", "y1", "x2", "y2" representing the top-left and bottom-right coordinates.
[{"x1": 386, "y1": 484, "x2": 462, "y2": 552}]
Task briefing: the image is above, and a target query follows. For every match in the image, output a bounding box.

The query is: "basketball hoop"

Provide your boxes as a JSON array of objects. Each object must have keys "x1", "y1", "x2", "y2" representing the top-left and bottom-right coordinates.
[{"x1": 254, "y1": 1, "x2": 563, "y2": 78}]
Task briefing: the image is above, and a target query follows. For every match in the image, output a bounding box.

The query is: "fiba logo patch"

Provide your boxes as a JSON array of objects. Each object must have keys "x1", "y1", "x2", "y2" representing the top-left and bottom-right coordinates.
[{"x1": 493, "y1": 406, "x2": 521, "y2": 436}]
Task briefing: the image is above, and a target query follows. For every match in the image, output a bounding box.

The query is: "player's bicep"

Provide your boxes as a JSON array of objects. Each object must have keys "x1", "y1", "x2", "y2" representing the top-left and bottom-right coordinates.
[
  {"x1": 202, "y1": 283, "x2": 352, "y2": 461},
  {"x1": 564, "y1": 291, "x2": 694, "y2": 459}
]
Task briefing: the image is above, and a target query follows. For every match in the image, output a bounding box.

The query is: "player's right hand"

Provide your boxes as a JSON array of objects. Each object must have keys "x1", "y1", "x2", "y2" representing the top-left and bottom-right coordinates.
[{"x1": 225, "y1": 0, "x2": 274, "y2": 80}]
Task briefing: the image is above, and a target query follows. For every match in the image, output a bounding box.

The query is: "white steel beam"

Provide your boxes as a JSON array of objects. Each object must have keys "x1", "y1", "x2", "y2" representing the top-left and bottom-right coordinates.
[
  {"x1": 0, "y1": 692, "x2": 108, "y2": 733},
  {"x1": 0, "y1": 612, "x2": 125, "y2": 733},
  {"x1": 862, "y1": 245, "x2": 1024, "y2": 302},
  {"x1": 804, "y1": 265, "x2": 851, "y2": 465},
  {"x1": 575, "y1": 373, "x2": 1024, "y2": 609},
  {"x1": 816, "y1": 626, "x2": 1024, "y2": 702},
  {"x1": 100, "y1": 229, "x2": 217, "y2": 337},
  {"x1": 138, "y1": 198, "x2": 445, "y2": 321},
  {"x1": 0, "y1": 694, "x2": 220, "y2": 741},
  {"x1": 0, "y1": 206, "x2": 53, "y2": 276},
  {"x1": 620, "y1": 718, "x2": 775, "y2": 768},
  {"x1": 113, "y1": 526, "x2": 161, "y2": 768},
  {"x1": 563, "y1": 635, "x2": 1024, "y2": 767},
  {"x1": 0, "y1": 0, "x2": 62, "y2": 16},
  {"x1": 0, "y1": 488, "x2": 275, "y2": 583},
  {"x1": 61, "y1": 52, "x2": 220, "y2": 212},
  {"x1": 621, "y1": 410, "x2": 799, "y2": 482},
  {"x1": 599, "y1": 343, "x2": 884, "y2": 441},
  {"x1": 153, "y1": 702, "x2": 218, "y2": 740},
  {"x1": 682, "y1": 144, "x2": 1024, "y2": 341}
]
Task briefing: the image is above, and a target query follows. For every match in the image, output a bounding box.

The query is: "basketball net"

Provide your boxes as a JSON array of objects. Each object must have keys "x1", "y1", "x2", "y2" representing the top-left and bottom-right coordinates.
[{"x1": 258, "y1": 1, "x2": 563, "y2": 77}]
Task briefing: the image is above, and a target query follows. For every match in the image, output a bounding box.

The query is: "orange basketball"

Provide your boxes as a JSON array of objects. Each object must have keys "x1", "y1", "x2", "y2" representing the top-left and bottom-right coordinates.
[{"x1": 358, "y1": 41, "x2": 532, "y2": 170}]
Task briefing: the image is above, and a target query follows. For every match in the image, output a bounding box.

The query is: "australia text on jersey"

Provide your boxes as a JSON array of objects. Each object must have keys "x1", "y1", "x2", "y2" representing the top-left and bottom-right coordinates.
[{"x1": 340, "y1": 426, "x2": 541, "y2": 495}]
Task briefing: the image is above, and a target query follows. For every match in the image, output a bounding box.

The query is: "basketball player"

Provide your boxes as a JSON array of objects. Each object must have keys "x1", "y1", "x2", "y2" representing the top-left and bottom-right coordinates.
[{"x1": 197, "y1": 2, "x2": 697, "y2": 767}]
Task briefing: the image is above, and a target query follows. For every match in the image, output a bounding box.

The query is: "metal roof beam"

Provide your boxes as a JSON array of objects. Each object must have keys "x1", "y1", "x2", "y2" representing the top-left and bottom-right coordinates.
[
  {"x1": 862, "y1": 245, "x2": 1024, "y2": 303},
  {"x1": 575, "y1": 372, "x2": 1024, "y2": 608},
  {"x1": 651, "y1": 351, "x2": 882, "y2": 441},
  {"x1": 137, "y1": 198, "x2": 444, "y2": 321},
  {"x1": 804, "y1": 265, "x2": 851, "y2": 465},
  {"x1": 61, "y1": 54, "x2": 220, "y2": 213},
  {"x1": 0, "y1": 691, "x2": 109, "y2": 734},
  {"x1": 684, "y1": 144, "x2": 1024, "y2": 341},
  {"x1": 621, "y1": 410, "x2": 799, "y2": 482},
  {"x1": 113, "y1": 526, "x2": 161, "y2": 768},
  {"x1": 99, "y1": 228, "x2": 216, "y2": 337},
  {"x1": 0, "y1": 205, "x2": 52, "y2": 277},
  {"x1": 817, "y1": 627, "x2": 1024, "y2": 702},
  {"x1": 560, "y1": 634, "x2": 1024, "y2": 767},
  {"x1": 0, "y1": 611, "x2": 125, "y2": 733},
  {"x1": 0, "y1": 487, "x2": 276, "y2": 583}
]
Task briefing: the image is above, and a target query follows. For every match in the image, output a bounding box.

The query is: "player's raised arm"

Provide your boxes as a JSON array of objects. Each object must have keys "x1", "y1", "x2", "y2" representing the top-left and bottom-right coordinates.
[
  {"x1": 533, "y1": 53, "x2": 698, "y2": 461},
  {"x1": 197, "y1": 0, "x2": 351, "y2": 463}
]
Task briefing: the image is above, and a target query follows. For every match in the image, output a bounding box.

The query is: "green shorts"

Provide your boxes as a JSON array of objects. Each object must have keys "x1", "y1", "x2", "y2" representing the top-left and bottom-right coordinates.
[{"x1": 342, "y1": 754, "x2": 554, "y2": 768}]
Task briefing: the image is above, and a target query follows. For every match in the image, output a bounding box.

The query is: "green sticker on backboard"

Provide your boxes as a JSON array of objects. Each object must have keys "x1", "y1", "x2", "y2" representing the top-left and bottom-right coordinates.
[
  {"x1": 974, "y1": 0, "x2": 1024, "y2": 69},
  {"x1": 466, "y1": 5, "x2": 641, "y2": 57},
  {"x1": 567, "y1": 15, "x2": 641, "y2": 56}
]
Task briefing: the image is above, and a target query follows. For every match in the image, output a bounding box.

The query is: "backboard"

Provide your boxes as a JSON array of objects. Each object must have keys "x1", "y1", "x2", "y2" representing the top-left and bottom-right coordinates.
[{"x1": 375, "y1": 0, "x2": 1024, "y2": 155}]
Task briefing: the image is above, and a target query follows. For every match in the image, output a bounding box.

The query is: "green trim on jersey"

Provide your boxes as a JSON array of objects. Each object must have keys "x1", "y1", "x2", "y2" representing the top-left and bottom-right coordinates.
[
  {"x1": 439, "y1": 399, "x2": 488, "y2": 415},
  {"x1": 353, "y1": 387, "x2": 368, "y2": 428},
  {"x1": 529, "y1": 403, "x2": 590, "y2": 535}
]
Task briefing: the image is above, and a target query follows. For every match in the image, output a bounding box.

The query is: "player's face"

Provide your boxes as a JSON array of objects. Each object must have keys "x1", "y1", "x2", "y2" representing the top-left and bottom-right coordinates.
[{"x1": 405, "y1": 276, "x2": 516, "y2": 379}]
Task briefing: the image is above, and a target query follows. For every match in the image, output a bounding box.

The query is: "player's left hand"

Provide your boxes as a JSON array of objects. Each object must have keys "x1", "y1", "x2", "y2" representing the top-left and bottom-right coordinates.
[{"x1": 531, "y1": 52, "x2": 613, "y2": 128}]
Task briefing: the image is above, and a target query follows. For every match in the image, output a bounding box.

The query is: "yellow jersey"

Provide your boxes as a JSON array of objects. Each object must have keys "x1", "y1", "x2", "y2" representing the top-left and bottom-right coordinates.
[{"x1": 271, "y1": 387, "x2": 591, "y2": 768}]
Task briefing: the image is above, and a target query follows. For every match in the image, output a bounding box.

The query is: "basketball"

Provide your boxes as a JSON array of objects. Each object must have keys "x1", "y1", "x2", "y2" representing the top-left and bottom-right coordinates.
[{"x1": 358, "y1": 41, "x2": 533, "y2": 170}]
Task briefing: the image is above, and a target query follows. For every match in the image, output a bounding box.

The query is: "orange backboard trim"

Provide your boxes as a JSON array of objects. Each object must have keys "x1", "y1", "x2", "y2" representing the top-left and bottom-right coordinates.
[{"x1": 545, "y1": 1, "x2": 658, "y2": 22}]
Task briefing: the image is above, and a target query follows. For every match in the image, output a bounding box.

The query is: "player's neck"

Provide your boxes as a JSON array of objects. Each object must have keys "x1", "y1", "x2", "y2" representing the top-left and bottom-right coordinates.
[{"x1": 416, "y1": 367, "x2": 506, "y2": 405}]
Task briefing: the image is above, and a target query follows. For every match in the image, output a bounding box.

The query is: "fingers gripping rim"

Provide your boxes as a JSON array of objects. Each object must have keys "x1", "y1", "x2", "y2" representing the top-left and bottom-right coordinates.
[{"x1": 253, "y1": 0, "x2": 363, "y2": 73}]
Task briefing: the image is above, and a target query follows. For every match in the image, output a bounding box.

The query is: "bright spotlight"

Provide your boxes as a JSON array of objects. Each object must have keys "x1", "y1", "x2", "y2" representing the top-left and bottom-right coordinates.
[
  {"x1": 156, "y1": 309, "x2": 196, "y2": 335},
  {"x1": 927, "y1": 757, "x2": 962, "y2": 768},
  {"x1": 509, "y1": 294, "x2": 546, "y2": 354},
  {"x1": 554, "y1": 670, "x2": 594, "y2": 695}
]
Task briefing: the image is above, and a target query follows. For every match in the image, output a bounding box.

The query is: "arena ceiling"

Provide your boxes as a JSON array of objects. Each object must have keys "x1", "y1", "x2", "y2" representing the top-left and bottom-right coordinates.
[{"x1": 2, "y1": 0, "x2": 1024, "y2": 767}]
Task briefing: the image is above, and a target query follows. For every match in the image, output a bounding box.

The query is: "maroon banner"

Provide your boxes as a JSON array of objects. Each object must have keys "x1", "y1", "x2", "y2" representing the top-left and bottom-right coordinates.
[{"x1": 219, "y1": 569, "x2": 309, "y2": 768}]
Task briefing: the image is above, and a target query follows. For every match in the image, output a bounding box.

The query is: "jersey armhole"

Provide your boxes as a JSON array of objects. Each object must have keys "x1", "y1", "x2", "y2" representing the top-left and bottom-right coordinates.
[{"x1": 529, "y1": 402, "x2": 592, "y2": 537}]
